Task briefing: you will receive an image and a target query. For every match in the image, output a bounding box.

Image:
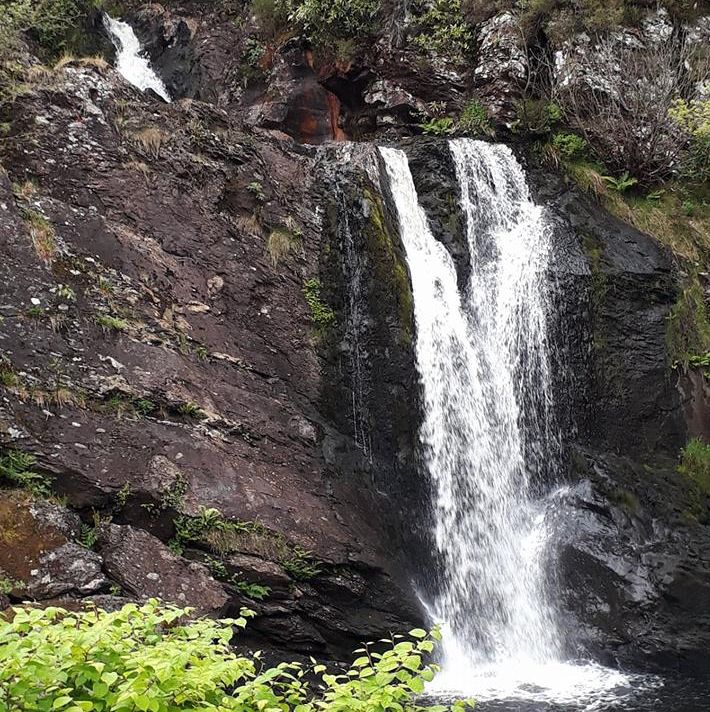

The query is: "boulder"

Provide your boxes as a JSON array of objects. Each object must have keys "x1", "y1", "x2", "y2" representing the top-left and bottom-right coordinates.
[
  {"x1": 0, "y1": 492, "x2": 107, "y2": 600},
  {"x1": 98, "y1": 523, "x2": 229, "y2": 615},
  {"x1": 225, "y1": 553, "x2": 291, "y2": 591}
]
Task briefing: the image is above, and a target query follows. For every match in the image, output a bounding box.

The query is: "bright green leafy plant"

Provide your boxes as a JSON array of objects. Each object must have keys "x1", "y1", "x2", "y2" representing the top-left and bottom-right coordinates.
[
  {"x1": 602, "y1": 171, "x2": 638, "y2": 193},
  {"x1": 458, "y1": 100, "x2": 493, "y2": 137},
  {"x1": 552, "y1": 132, "x2": 587, "y2": 160},
  {"x1": 0, "y1": 449, "x2": 51, "y2": 496},
  {"x1": 420, "y1": 117, "x2": 456, "y2": 136},
  {"x1": 0, "y1": 600, "x2": 473, "y2": 712}
]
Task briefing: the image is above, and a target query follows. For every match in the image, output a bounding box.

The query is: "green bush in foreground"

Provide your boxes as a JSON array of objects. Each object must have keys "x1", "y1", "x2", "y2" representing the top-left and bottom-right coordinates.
[{"x1": 0, "y1": 600, "x2": 472, "y2": 712}]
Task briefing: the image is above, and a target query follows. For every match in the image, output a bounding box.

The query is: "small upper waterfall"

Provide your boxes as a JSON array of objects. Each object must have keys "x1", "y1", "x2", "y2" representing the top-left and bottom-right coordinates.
[
  {"x1": 378, "y1": 141, "x2": 648, "y2": 703},
  {"x1": 104, "y1": 15, "x2": 172, "y2": 102}
]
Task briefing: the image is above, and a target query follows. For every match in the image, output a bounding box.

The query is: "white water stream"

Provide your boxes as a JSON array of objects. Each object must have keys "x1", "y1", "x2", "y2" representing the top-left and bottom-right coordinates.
[
  {"x1": 104, "y1": 15, "x2": 172, "y2": 102},
  {"x1": 379, "y1": 142, "x2": 656, "y2": 706}
]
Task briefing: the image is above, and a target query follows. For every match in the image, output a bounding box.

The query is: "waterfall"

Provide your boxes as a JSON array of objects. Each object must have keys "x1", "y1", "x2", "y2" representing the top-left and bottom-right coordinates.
[
  {"x1": 378, "y1": 140, "x2": 653, "y2": 707},
  {"x1": 104, "y1": 15, "x2": 172, "y2": 102},
  {"x1": 379, "y1": 140, "x2": 659, "y2": 703},
  {"x1": 380, "y1": 141, "x2": 560, "y2": 670}
]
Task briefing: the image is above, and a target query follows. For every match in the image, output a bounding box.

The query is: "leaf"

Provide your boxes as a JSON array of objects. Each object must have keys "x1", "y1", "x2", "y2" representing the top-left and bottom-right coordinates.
[
  {"x1": 408, "y1": 677, "x2": 425, "y2": 693},
  {"x1": 101, "y1": 672, "x2": 119, "y2": 686},
  {"x1": 52, "y1": 698, "x2": 73, "y2": 710},
  {"x1": 409, "y1": 628, "x2": 427, "y2": 639}
]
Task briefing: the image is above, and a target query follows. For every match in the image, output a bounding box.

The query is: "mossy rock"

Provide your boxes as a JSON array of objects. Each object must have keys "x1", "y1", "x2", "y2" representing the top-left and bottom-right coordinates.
[{"x1": 362, "y1": 188, "x2": 413, "y2": 344}]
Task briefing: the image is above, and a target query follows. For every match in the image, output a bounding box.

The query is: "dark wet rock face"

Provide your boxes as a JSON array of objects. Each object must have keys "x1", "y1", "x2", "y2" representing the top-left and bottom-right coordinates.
[
  {"x1": 403, "y1": 138, "x2": 470, "y2": 286},
  {"x1": 521, "y1": 163, "x2": 710, "y2": 676},
  {"x1": 554, "y1": 451, "x2": 710, "y2": 677}
]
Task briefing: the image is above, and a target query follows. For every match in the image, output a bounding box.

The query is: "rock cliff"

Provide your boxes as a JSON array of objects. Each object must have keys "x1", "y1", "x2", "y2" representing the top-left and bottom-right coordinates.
[{"x1": 1, "y1": 0, "x2": 709, "y2": 676}]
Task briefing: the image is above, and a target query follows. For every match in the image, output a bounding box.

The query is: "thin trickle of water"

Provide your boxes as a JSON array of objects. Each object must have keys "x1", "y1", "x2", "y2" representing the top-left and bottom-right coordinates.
[
  {"x1": 339, "y1": 192, "x2": 372, "y2": 461},
  {"x1": 103, "y1": 15, "x2": 172, "y2": 102}
]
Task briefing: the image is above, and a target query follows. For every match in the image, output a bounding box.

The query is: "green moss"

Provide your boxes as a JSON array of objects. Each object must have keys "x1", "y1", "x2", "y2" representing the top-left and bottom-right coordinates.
[
  {"x1": 303, "y1": 278, "x2": 336, "y2": 331},
  {"x1": 362, "y1": 188, "x2": 413, "y2": 344}
]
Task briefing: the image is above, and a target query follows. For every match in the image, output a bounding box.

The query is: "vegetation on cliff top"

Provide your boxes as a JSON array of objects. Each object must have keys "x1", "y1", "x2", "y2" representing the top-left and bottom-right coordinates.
[
  {"x1": 0, "y1": 600, "x2": 473, "y2": 712},
  {"x1": 0, "y1": 0, "x2": 109, "y2": 60}
]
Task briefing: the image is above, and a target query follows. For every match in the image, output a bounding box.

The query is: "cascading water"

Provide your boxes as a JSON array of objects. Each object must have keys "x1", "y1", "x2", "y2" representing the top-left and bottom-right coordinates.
[
  {"x1": 380, "y1": 140, "x2": 559, "y2": 664},
  {"x1": 103, "y1": 15, "x2": 172, "y2": 102},
  {"x1": 379, "y1": 141, "x2": 651, "y2": 706}
]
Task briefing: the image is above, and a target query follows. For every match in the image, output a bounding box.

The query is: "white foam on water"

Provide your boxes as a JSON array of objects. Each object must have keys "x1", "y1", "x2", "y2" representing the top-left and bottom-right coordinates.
[
  {"x1": 432, "y1": 659, "x2": 662, "y2": 710},
  {"x1": 104, "y1": 15, "x2": 172, "y2": 102}
]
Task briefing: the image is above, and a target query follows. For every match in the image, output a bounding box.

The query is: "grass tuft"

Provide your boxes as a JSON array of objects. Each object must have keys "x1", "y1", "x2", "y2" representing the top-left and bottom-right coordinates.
[{"x1": 679, "y1": 438, "x2": 710, "y2": 496}]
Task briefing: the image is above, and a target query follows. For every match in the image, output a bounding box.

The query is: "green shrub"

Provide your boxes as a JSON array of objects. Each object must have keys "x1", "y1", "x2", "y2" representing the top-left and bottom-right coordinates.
[
  {"x1": 287, "y1": 0, "x2": 379, "y2": 45},
  {"x1": 0, "y1": 0, "x2": 106, "y2": 63},
  {"x1": 669, "y1": 99, "x2": 710, "y2": 184},
  {"x1": 0, "y1": 577, "x2": 23, "y2": 595},
  {"x1": 679, "y1": 438, "x2": 710, "y2": 496},
  {"x1": 172, "y1": 507, "x2": 262, "y2": 556},
  {"x1": 177, "y1": 401, "x2": 205, "y2": 419},
  {"x1": 687, "y1": 352, "x2": 710, "y2": 378},
  {"x1": 411, "y1": 0, "x2": 473, "y2": 58},
  {"x1": 514, "y1": 99, "x2": 562, "y2": 135},
  {"x1": 282, "y1": 545, "x2": 322, "y2": 581},
  {"x1": 0, "y1": 600, "x2": 471, "y2": 712},
  {"x1": 458, "y1": 99, "x2": 493, "y2": 136},
  {"x1": 241, "y1": 37, "x2": 265, "y2": 69},
  {"x1": 552, "y1": 132, "x2": 587, "y2": 160},
  {"x1": 0, "y1": 449, "x2": 52, "y2": 496},
  {"x1": 250, "y1": 0, "x2": 289, "y2": 38},
  {"x1": 246, "y1": 180, "x2": 266, "y2": 202}
]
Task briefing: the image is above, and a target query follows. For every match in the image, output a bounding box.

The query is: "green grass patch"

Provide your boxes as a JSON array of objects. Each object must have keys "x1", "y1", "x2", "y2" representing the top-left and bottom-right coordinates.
[{"x1": 679, "y1": 438, "x2": 710, "y2": 496}]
